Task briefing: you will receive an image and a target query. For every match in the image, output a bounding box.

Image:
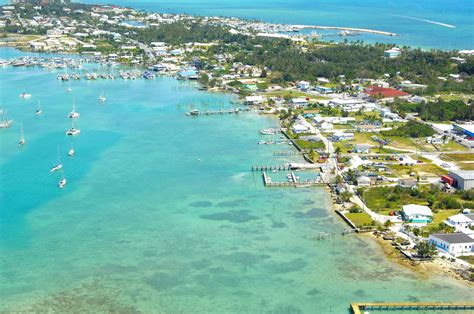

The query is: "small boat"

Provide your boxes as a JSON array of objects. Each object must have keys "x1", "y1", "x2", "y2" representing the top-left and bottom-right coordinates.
[
  {"x1": 35, "y1": 101, "x2": 42, "y2": 116},
  {"x1": 68, "y1": 99, "x2": 80, "y2": 119},
  {"x1": 189, "y1": 109, "x2": 199, "y2": 116},
  {"x1": 66, "y1": 120, "x2": 80, "y2": 136},
  {"x1": 99, "y1": 91, "x2": 106, "y2": 103},
  {"x1": 19, "y1": 92, "x2": 31, "y2": 99},
  {"x1": 58, "y1": 177, "x2": 67, "y2": 189},
  {"x1": 0, "y1": 110, "x2": 12, "y2": 128},
  {"x1": 66, "y1": 87, "x2": 72, "y2": 92},
  {"x1": 68, "y1": 148, "x2": 75, "y2": 157},
  {"x1": 50, "y1": 146, "x2": 63, "y2": 172},
  {"x1": 18, "y1": 123, "x2": 26, "y2": 147},
  {"x1": 260, "y1": 128, "x2": 276, "y2": 135}
]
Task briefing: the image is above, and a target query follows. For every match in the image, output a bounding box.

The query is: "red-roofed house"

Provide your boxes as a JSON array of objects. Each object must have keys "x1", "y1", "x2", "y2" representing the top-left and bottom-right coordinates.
[{"x1": 364, "y1": 86, "x2": 410, "y2": 101}]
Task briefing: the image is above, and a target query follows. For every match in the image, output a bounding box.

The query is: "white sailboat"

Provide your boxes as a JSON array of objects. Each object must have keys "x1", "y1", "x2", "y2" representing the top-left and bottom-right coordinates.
[
  {"x1": 18, "y1": 123, "x2": 25, "y2": 147},
  {"x1": 66, "y1": 86, "x2": 72, "y2": 93},
  {"x1": 50, "y1": 146, "x2": 63, "y2": 172},
  {"x1": 99, "y1": 91, "x2": 106, "y2": 103},
  {"x1": 68, "y1": 99, "x2": 80, "y2": 119},
  {"x1": 58, "y1": 173, "x2": 67, "y2": 188},
  {"x1": 0, "y1": 110, "x2": 12, "y2": 128},
  {"x1": 19, "y1": 92, "x2": 31, "y2": 99},
  {"x1": 66, "y1": 119, "x2": 80, "y2": 136},
  {"x1": 68, "y1": 147, "x2": 75, "y2": 157},
  {"x1": 35, "y1": 101, "x2": 43, "y2": 116}
]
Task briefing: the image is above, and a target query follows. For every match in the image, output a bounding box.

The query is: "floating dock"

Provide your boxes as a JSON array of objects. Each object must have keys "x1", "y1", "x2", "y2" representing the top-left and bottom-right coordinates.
[
  {"x1": 351, "y1": 302, "x2": 474, "y2": 314},
  {"x1": 252, "y1": 165, "x2": 292, "y2": 172}
]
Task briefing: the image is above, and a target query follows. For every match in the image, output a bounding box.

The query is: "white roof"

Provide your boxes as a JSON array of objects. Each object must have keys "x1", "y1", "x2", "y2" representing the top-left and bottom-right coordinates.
[
  {"x1": 245, "y1": 95, "x2": 264, "y2": 102},
  {"x1": 448, "y1": 214, "x2": 472, "y2": 223},
  {"x1": 456, "y1": 124, "x2": 474, "y2": 134},
  {"x1": 329, "y1": 98, "x2": 365, "y2": 105},
  {"x1": 358, "y1": 176, "x2": 371, "y2": 183},
  {"x1": 291, "y1": 98, "x2": 308, "y2": 103},
  {"x1": 402, "y1": 204, "x2": 432, "y2": 216}
]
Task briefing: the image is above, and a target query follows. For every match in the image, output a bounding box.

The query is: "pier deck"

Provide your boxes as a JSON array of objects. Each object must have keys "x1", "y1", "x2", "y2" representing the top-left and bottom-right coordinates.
[
  {"x1": 351, "y1": 302, "x2": 474, "y2": 314},
  {"x1": 262, "y1": 172, "x2": 324, "y2": 187}
]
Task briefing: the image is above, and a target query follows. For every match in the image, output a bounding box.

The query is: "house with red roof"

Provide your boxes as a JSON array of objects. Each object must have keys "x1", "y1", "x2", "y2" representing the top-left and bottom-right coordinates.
[{"x1": 363, "y1": 85, "x2": 410, "y2": 101}]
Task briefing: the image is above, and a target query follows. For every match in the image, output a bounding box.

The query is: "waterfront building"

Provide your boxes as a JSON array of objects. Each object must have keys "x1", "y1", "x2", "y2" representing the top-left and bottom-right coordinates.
[
  {"x1": 244, "y1": 95, "x2": 264, "y2": 105},
  {"x1": 447, "y1": 170, "x2": 474, "y2": 191},
  {"x1": 429, "y1": 233, "x2": 474, "y2": 257},
  {"x1": 290, "y1": 98, "x2": 308, "y2": 108},
  {"x1": 401, "y1": 204, "x2": 433, "y2": 224},
  {"x1": 384, "y1": 47, "x2": 401, "y2": 58},
  {"x1": 363, "y1": 86, "x2": 410, "y2": 101}
]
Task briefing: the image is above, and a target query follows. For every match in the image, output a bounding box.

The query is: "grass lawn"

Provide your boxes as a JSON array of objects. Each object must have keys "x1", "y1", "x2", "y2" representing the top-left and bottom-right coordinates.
[
  {"x1": 459, "y1": 255, "x2": 474, "y2": 265},
  {"x1": 361, "y1": 186, "x2": 428, "y2": 214},
  {"x1": 294, "y1": 139, "x2": 325, "y2": 151},
  {"x1": 389, "y1": 163, "x2": 447, "y2": 178},
  {"x1": 458, "y1": 162, "x2": 474, "y2": 170},
  {"x1": 345, "y1": 212, "x2": 373, "y2": 227},
  {"x1": 262, "y1": 90, "x2": 328, "y2": 100},
  {"x1": 439, "y1": 141, "x2": 469, "y2": 152},
  {"x1": 441, "y1": 153, "x2": 474, "y2": 162},
  {"x1": 430, "y1": 209, "x2": 460, "y2": 226}
]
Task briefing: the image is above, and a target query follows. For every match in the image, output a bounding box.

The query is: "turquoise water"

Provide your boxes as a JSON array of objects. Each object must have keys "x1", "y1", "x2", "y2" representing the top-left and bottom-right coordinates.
[
  {"x1": 1, "y1": 47, "x2": 473, "y2": 312},
  {"x1": 66, "y1": 0, "x2": 474, "y2": 50}
]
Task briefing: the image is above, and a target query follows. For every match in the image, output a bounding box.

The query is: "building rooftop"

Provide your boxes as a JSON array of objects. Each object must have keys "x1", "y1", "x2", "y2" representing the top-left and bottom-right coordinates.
[
  {"x1": 449, "y1": 170, "x2": 474, "y2": 180},
  {"x1": 364, "y1": 86, "x2": 409, "y2": 98},
  {"x1": 430, "y1": 233, "x2": 474, "y2": 244},
  {"x1": 402, "y1": 204, "x2": 432, "y2": 216},
  {"x1": 447, "y1": 213, "x2": 472, "y2": 223}
]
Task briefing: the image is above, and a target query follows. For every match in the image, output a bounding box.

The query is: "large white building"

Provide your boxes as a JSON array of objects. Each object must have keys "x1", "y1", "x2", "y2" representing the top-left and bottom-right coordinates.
[
  {"x1": 448, "y1": 170, "x2": 474, "y2": 191},
  {"x1": 401, "y1": 204, "x2": 432, "y2": 225},
  {"x1": 429, "y1": 233, "x2": 474, "y2": 257}
]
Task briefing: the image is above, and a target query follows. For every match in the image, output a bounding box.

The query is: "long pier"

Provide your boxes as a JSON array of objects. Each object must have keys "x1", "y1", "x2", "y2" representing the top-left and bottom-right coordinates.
[
  {"x1": 351, "y1": 303, "x2": 474, "y2": 314},
  {"x1": 294, "y1": 25, "x2": 398, "y2": 37},
  {"x1": 186, "y1": 108, "x2": 250, "y2": 116}
]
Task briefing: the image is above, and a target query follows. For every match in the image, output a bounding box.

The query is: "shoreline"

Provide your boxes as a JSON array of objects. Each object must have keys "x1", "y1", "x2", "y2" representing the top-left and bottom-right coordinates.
[{"x1": 362, "y1": 232, "x2": 474, "y2": 286}]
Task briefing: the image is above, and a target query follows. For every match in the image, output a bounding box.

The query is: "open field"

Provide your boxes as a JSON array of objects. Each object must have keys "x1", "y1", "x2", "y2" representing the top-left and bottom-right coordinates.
[
  {"x1": 345, "y1": 212, "x2": 373, "y2": 227},
  {"x1": 441, "y1": 153, "x2": 474, "y2": 162},
  {"x1": 389, "y1": 163, "x2": 447, "y2": 178}
]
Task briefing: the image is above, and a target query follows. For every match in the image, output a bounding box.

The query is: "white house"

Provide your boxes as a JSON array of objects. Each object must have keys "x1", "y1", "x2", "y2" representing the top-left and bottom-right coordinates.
[
  {"x1": 297, "y1": 80, "x2": 310, "y2": 90},
  {"x1": 357, "y1": 176, "x2": 372, "y2": 187},
  {"x1": 401, "y1": 204, "x2": 433, "y2": 224},
  {"x1": 319, "y1": 121, "x2": 333, "y2": 131},
  {"x1": 354, "y1": 144, "x2": 371, "y2": 154},
  {"x1": 290, "y1": 98, "x2": 308, "y2": 108},
  {"x1": 292, "y1": 124, "x2": 310, "y2": 134},
  {"x1": 445, "y1": 213, "x2": 474, "y2": 235},
  {"x1": 429, "y1": 233, "x2": 474, "y2": 257},
  {"x1": 244, "y1": 95, "x2": 264, "y2": 105},
  {"x1": 384, "y1": 47, "x2": 401, "y2": 58}
]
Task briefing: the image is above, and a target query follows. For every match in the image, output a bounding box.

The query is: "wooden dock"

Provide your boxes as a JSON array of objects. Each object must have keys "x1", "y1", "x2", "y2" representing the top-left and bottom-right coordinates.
[
  {"x1": 252, "y1": 165, "x2": 292, "y2": 172},
  {"x1": 186, "y1": 108, "x2": 250, "y2": 116},
  {"x1": 262, "y1": 172, "x2": 323, "y2": 187},
  {"x1": 351, "y1": 302, "x2": 474, "y2": 314}
]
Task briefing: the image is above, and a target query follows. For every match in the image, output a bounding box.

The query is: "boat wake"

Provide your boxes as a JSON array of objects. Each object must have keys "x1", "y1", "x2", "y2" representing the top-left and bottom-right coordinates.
[{"x1": 390, "y1": 14, "x2": 456, "y2": 28}]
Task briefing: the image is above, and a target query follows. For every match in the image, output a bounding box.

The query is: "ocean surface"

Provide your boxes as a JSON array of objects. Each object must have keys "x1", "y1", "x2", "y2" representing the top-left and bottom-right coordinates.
[
  {"x1": 64, "y1": 0, "x2": 474, "y2": 50},
  {"x1": 0, "y1": 47, "x2": 473, "y2": 312}
]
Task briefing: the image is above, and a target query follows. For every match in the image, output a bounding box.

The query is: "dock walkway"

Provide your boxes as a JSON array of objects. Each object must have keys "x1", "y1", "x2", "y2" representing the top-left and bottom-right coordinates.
[{"x1": 351, "y1": 302, "x2": 474, "y2": 314}]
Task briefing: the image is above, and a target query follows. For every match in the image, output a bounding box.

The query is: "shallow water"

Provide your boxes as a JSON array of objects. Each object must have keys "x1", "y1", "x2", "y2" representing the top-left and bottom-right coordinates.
[{"x1": 0, "y1": 48, "x2": 472, "y2": 312}]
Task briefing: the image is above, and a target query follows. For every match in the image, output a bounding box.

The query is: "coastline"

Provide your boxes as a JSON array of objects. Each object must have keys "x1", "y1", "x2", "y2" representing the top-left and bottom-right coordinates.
[{"x1": 362, "y1": 232, "x2": 474, "y2": 286}]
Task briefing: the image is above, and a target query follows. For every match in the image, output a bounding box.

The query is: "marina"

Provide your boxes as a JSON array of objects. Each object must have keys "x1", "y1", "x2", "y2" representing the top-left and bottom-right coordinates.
[{"x1": 351, "y1": 302, "x2": 474, "y2": 313}]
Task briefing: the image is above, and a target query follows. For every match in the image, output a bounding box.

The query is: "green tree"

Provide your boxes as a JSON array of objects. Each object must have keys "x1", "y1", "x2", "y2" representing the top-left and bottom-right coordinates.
[{"x1": 414, "y1": 241, "x2": 438, "y2": 259}]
